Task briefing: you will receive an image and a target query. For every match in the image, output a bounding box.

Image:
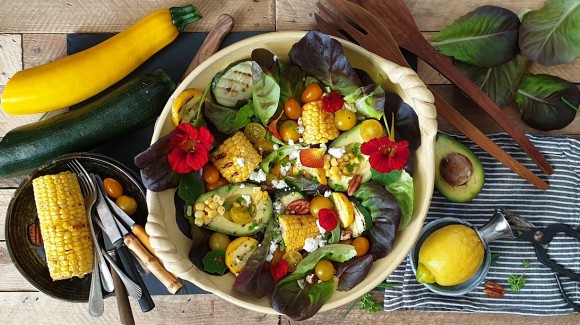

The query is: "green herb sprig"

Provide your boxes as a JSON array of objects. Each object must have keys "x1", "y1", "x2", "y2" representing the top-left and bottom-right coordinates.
[{"x1": 508, "y1": 274, "x2": 526, "y2": 292}]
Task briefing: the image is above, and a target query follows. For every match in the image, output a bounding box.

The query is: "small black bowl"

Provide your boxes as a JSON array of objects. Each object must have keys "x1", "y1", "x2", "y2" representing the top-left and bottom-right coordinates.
[{"x1": 5, "y1": 152, "x2": 147, "y2": 302}]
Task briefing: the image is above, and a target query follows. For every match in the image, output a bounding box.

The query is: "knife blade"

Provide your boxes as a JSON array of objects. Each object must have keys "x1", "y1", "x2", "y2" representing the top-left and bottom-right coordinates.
[
  {"x1": 92, "y1": 174, "x2": 155, "y2": 312},
  {"x1": 101, "y1": 230, "x2": 135, "y2": 325},
  {"x1": 107, "y1": 201, "x2": 183, "y2": 294},
  {"x1": 102, "y1": 193, "x2": 156, "y2": 257},
  {"x1": 99, "y1": 177, "x2": 183, "y2": 294}
]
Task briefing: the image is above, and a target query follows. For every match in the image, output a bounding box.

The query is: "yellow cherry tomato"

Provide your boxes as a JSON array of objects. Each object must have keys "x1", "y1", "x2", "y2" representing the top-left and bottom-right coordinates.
[
  {"x1": 116, "y1": 195, "x2": 137, "y2": 216},
  {"x1": 334, "y1": 109, "x2": 357, "y2": 131},
  {"x1": 352, "y1": 237, "x2": 370, "y2": 256},
  {"x1": 284, "y1": 98, "x2": 303, "y2": 120},
  {"x1": 279, "y1": 120, "x2": 301, "y2": 143},
  {"x1": 310, "y1": 196, "x2": 333, "y2": 218},
  {"x1": 301, "y1": 83, "x2": 323, "y2": 103},
  {"x1": 202, "y1": 164, "x2": 220, "y2": 184},
  {"x1": 103, "y1": 177, "x2": 123, "y2": 199}
]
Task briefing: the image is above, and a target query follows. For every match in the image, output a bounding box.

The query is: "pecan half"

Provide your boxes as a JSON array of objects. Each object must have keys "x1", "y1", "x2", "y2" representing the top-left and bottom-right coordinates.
[
  {"x1": 347, "y1": 174, "x2": 363, "y2": 196},
  {"x1": 287, "y1": 199, "x2": 310, "y2": 215},
  {"x1": 28, "y1": 218, "x2": 43, "y2": 247},
  {"x1": 483, "y1": 281, "x2": 505, "y2": 298}
]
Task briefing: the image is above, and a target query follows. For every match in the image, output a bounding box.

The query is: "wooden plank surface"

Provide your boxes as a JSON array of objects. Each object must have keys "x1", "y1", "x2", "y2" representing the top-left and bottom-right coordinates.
[{"x1": 0, "y1": 0, "x2": 579, "y2": 323}]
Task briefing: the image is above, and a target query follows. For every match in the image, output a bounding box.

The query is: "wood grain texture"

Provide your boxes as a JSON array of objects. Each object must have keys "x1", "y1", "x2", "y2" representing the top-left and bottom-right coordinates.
[
  {"x1": 0, "y1": 0, "x2": 275, "y2": 33},
  {"x1": 22, "y1": 34, "x2": 67, "y2": 69},
  {"x1": 0, "y1": 34, "x2": 22, "y2": 86}
]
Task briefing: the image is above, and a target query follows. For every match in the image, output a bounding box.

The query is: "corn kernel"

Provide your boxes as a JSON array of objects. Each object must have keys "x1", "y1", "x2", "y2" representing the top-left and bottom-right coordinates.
[{"x1": 195, "y1": 202, "x2": 205, "y2": 211}]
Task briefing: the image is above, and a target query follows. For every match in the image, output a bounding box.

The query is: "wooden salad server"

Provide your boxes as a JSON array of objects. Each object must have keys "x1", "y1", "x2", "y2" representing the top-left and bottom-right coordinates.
[
  {"x1": 315, "y1": 0, "x2": 548, "y2": 190},
  {"x1": 358, "y1": 0, "x2": 553, "y2": 176}
]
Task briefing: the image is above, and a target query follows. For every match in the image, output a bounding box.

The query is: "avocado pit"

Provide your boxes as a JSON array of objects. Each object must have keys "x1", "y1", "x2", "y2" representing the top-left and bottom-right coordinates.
[{"x1": 440, "y1": 152, "x2": 473, "y2": 186}]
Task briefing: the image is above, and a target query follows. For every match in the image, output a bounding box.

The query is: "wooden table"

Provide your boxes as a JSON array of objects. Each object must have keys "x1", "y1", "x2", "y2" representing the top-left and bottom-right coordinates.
[{"x1": 1, "y1": 0, "x2": 578, "y2": 324}]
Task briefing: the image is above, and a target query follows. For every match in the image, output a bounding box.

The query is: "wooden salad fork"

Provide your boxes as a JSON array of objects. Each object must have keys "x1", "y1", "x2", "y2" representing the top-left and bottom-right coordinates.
[
  {"x1": 315, "y1": 0, "x2": 549, "y2": 190},
  {"x1": 355, "y1": 0, "x2": 552, "y2": 176}
]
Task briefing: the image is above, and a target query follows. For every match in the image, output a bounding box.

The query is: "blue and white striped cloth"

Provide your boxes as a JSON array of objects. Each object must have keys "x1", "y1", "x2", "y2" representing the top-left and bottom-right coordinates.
[{"x1": 384, "y1": 133, "x2": 580, "y2": 315}]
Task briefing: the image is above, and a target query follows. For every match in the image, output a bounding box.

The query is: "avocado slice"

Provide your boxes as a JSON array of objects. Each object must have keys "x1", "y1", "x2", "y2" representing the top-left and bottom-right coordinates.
[
  {"x1": 435, "y1": 134, "x2": 484, "y2": 202},
  {"x1": 195, "y1": 184, "x2": 272, "y2": 236},
  {"x1": 327, "y1": 124, "x2": 371, "y2": 191}
]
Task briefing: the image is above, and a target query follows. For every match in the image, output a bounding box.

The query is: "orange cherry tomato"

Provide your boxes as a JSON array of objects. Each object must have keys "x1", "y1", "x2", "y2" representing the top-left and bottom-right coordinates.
[
  {"x1": 301, "y1": 83, "x2": 323, "y2": 103},
  {"x1": 203, "y1": 164, "x2": 220, "y2": 184},
  {"x1": 116, "y1": 195, "x2": 138, "y2": 216},
  {"x1": 103, "y1": 178, "x2": 123, "y2": 199},
  {"x1": 284, "y1": 98, "x2": 302, "y2": 120},
  {"x1": 206, "y1": 176, "x2": 229, "y2": 191},
  {"x1": 279, "y1": 120, "x2": 301, "y2": 143},
  {"x1": 352, "y1": 237, "x2": 370, "y2": 256}
]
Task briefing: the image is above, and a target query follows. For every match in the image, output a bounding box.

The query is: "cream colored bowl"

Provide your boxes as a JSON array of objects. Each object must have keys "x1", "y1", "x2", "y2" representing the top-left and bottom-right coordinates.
[{"x1": 145, "y1": 31, "x2": 437, "y2": 315}]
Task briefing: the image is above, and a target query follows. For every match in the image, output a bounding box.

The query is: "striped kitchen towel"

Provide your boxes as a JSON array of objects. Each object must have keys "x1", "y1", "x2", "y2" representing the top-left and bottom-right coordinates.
[{"x1": 384, "y1": 133, "x2": 580, "y2": 315}]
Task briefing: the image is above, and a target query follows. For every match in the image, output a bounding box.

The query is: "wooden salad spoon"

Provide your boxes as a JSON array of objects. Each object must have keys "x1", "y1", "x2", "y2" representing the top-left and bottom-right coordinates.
[
  {"x1": 357, "y1": 0, "x2": 553, "y2": 176},
  {"x1": 315, "y1": 0, "x2": 548, "y2": 190}
]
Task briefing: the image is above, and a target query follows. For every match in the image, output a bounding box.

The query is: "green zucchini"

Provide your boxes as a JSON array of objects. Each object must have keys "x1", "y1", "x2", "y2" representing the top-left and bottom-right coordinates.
[
  {"x1": 0, "y1": 70, "x2": 175, "y2": 178},
  {"x1": 211, "y1": 60, "x2": 253, "y2": 107}
]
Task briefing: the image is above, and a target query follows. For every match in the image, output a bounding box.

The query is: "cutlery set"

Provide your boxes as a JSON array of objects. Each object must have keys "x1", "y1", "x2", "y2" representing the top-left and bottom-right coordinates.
[
  {"x1": 315, "y1": 0, "x2": 553, "y2": 189},
  {"x1": 68, "y1": 160, "x2": 180, "y2": 323}
]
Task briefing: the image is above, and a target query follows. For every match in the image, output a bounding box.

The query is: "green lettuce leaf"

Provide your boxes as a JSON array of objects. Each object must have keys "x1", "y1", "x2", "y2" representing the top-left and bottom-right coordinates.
[
  {"x1": 371, "y1": 169, "x2": 414, "y2": 230},
  {"x1": 430, "y1": 5, "x2": 520, "y2": 68},
  {"x1": 515, "y1": 73, "x2": 579, "y2": 131},
  {"x1": 456, "y1": 53, "x2": 529, "y2": 107},
  {"x1": 343, "y1": 84, "x2": 385, "y2": 120},
  {"x1": 519, "y1": 0, "x2": 580, "y2": 66},
  {"x1": 204, "y1": 101, "x2": 255, "y2": 134}
]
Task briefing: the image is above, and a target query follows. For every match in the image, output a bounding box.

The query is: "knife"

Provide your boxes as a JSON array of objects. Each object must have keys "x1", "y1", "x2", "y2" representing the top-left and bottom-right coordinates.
[
  {"x1": 91, "y1": 174, "x2": 155, "y2": 312},
  {"x1": 101, "y1": 229, "x2": 136, "y2": 325},
  {"x1": 104, "y1": 194, "x2": 156, "y2": 258},
  {"x1": 100, "y1": 181, "x2": 183, "y2": 294}
]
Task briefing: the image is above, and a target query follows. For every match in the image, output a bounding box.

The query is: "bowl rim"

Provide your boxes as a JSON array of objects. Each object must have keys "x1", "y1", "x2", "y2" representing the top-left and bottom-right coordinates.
[
  {"x1": 145, "y1": 30, "x2": 438, "y2": 315},
  {"x1": 5, "y1": 152, "x2": 146, "y2": 302}
]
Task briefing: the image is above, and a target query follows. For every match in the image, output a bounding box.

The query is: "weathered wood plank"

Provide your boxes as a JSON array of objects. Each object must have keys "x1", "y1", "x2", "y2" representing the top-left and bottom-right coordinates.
[
  {"x1": 0, "y1": 189, "x2": 14, "y2": 241},
  {"x1": 0, "y1": 34, "x2": 22, "y2": 86},
  {"x1": 0, "y1": 0, "x2": 275, "y2": 33},
  {"x1": 0, "y1": 243, "x2": 37, "y2": 291},
  {"x1": 22, "y1": 34, "x2": 67, "y2": 69},
  {"x1": 275, "y1": 0, "x2": 544, "y2": 31},
  {"x1": 0, "y1": 291, "x2": 280, "y2": 324}
]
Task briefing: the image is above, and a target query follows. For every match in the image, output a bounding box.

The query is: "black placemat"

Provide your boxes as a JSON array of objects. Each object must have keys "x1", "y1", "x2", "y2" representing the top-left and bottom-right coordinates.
[{"x1": 67, "y1": 31, "x2": 262, "y2": 295}]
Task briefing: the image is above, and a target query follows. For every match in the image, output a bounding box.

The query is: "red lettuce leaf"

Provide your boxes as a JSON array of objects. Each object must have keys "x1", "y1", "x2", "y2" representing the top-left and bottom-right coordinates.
[
  {"x1": 134, "y1": 131, "x2": 181, "y2": 191},
  {"x1": 289, "y1": 30, "x2": 361, "y2": 95},
  {"x1": 336, "y1": 254, "x2": 374, "y2": 291},
  {"x1": 384, "y1": 93, "x2": 421, "y2": 150}
]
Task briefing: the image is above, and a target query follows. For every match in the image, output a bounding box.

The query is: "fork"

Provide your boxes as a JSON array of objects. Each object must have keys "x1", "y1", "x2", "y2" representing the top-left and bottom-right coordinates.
[
  {"x1": 67, "y1": 159, "x2": 106, "y2": 316},
  {"x1": 315, "y1": 0, "x2": 549, "y2": 191}
]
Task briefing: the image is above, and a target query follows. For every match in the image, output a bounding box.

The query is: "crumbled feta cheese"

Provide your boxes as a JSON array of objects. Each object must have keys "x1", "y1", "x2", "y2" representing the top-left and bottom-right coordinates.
[
  {"x1": 297, "y1": 279, "x2": 306, "y2": 289},
  {"x1": 297, "y1": 126, "x2": 304, "y2": 134},
  {"x1": 239, "y1": 183, "x2": 246, "y2": 188},
  {"x1": 265, "y1": 241, "x2": 279, "y2": 262},
  {"x1": 323, "y1": 189, "x2": 332, "y2": 197},
  {"x1": 241, "y1": 194, "x2": 251, "y2": 206},
  {"x1": 316, "y1": 219, "x2": 327, "y2": 235},
  {"x1": 298, "y1": 138, "x2": 304, "y2": 143},
  {"x1": 289, "y1": 150, "x2": 300, "y2": 162},
  {"x1": 303, "y1": 236, "x2": 326, "y2": 253},
  {"x1": 273, "y1": 55, "x2": 278, "y2": 61},
  {"x1": 280, "y1": 163, "x2": 292, "y2": 176},
  {"x1": 305, "y1": 273, "x2": 317, "y2": 285},
  {"x1": 297, "y1": 117, "x2": 303, "y2": 126},
  {"x1": 340, "y1": 231, "x2": 352, "y2": 241},
  {"x1": 273, "y1": 201, "x2": 283, "y2": 214},
  {"x1": 249, "y1": 169, "x2": 267, "y2": 182},
  {"x1": 272, "y1": 143, "x2": 280, "y2": 150},
  {"x1": 288, "y1": 139, "x2": 294, "y2": 145},
  {"x1": 328, "y1": 147, "x2": 346, "y2": 158},
  {"x1": 236, "y1": 158, "x2": 245, "y2": 166},
  {"x1": 271, "y1": 179, "x2": 288, "y2": 189}
]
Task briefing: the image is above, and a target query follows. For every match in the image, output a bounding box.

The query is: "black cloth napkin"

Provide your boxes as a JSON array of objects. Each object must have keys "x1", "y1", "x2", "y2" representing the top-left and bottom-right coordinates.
[{"x1": 384, "y1": 133, "x2": 580, "y2": 315}]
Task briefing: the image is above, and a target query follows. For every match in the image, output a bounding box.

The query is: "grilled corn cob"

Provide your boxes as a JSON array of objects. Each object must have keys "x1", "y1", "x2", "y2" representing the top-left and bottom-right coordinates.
[
  {"x1": 210, "y1": 131, "x2": 261, "y2": 183},
  {"x1": 301, "y1": 100, "x2": 340, "y2": 144},
  {"x1": 278, "y1": 214, "x2": 320, "y2": 251},
  {"x1": 32, "y1": 171, "x2": 93, "y2": 281}
]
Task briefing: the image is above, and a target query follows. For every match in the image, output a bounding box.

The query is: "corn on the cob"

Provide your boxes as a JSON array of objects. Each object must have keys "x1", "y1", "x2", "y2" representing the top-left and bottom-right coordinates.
[
  {"x1": 301, "y1": 100, "x2": 340, "y2": 144},
  {"x1": 323, "y1": 152, "x2": 362, "y2": 183},
  {"x1": 32, "y1": 171, "x2": 94, "y2": 281},
  {"x1": 278, "y1": 214, "x2": 320, "y2": 251},
  {"x1": 210, "y1": 131, "x2": 261, "y2": 183}
]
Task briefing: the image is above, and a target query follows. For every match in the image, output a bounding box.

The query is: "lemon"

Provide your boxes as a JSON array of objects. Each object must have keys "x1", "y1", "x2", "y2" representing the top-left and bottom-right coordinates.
[
  {"x1": 171, "y1": 88, "x2": 204, "y2": 125},
  {"x1": 416, "y1": 224, "x2": 484, "y2": 286},
  {"x1": 330, "y1": 192, "x2": 354, "y2": 227}
]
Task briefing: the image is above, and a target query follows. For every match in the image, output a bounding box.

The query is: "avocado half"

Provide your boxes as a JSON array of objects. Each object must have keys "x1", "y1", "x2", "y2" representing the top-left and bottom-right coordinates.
[{"x1": 434, "y1": 134, "x2": 484, "y2": 202}]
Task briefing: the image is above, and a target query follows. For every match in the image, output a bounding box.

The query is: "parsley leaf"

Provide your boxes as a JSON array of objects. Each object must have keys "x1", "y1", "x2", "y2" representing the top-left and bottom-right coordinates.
[
  {"x1": 508, "y1": 274, "x2": 526, "y2": 292},
  {"x1": 522, "y1": 259, "x2": 530, "y2": 268},
  {"x1": 359, "y1": 293, "x2": 382, "y2": 313}
]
